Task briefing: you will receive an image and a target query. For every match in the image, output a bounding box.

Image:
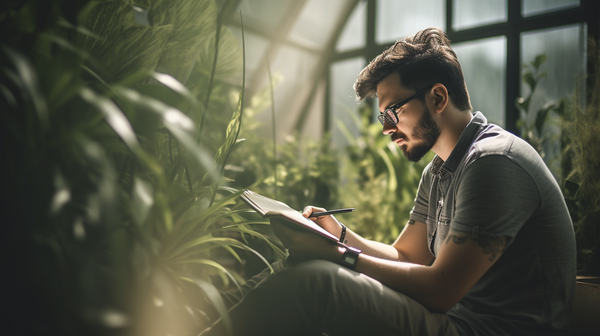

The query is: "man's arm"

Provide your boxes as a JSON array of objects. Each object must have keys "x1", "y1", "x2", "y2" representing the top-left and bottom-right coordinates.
[
  {"x1": 341, "y1": 219, "x2": 434, "y2": 265},
  {"x1": 354, "y1": 229, "x2": 507, "y2": 312},
  {"x1": 302, "y1": 206, "x2": 433, "y2": 265},
  {"x1": 273, "y1": 219, "x2": 506, "y2": 312}
]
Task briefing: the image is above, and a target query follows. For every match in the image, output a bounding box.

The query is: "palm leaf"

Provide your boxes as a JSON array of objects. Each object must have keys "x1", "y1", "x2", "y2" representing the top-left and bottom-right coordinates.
[
  {"x1": 150, "y1": 0, "x2": 217, "y2": 84},
  {"x1": 113, "y1": 86, "x2": 215, "y2": 175},
  {"x1": 194, "y1": 279, "x2": 232, "y2": 336},
  {"x1": 82, "y1": 1, "x2": 174, "y2": 83}
]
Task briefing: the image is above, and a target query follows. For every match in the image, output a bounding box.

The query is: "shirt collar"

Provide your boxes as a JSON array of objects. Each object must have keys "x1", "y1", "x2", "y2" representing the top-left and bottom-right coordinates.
[{"x1": 431, "y1": 111, "x2": 488, "y2": 176}]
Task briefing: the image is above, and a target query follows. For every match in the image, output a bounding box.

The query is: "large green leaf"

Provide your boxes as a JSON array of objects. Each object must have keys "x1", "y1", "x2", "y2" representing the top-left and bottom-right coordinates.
[
  {"x1": 196, "y1": 25, "x2": 242, "y2": 80},
  {"x1": 82, "y1": 1, "x2": 174, "y2": 83},
  {"x1": 150, "y1": 0, "x2": 217, "y2": 85},
  {"x1": 194, "y1": 279, "x2": 232, "y2": 336},
  {"x1": 80, "y1": 87, "x2": 141, "y2": 152},
  {"x1": 1, "y1": 46, "x2": 49, "y2": 130},
  {"x1": 114, "y1": 86, "x2": 215, "y2": 174}
]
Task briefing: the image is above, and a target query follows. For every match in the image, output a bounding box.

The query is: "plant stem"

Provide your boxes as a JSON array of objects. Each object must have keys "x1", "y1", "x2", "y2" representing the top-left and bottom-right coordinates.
[{"x1": 267, "y1": 56, "x2": 277, "y2": 199}]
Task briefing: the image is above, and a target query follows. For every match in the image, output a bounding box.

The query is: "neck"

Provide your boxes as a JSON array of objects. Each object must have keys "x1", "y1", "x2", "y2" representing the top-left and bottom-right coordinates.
[{"x1": 432, "y1": 109, "x2": 473, "y2": 161}]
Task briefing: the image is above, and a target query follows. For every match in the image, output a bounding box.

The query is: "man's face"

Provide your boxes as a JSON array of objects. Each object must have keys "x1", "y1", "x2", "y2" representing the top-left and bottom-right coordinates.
[{"x1": 376, "y1": 73, "x2": 441, "y2": 162}]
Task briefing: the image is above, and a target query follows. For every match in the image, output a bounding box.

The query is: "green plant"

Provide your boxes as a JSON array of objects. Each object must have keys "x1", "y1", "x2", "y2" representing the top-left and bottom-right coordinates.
[
  {"x1": 516, "y1": 50, "x2": 600, "y2": 275},
  {"x1": 1, "y1": 1, "x2": 281, "y2": 335},
  {"x1": 516, "y1": 54, "x2": 568, "y2": 176},
  {"x1": 230, "y1": 92, "x2": 431, "y2": 246},
  {"x1": 226, "y1": 67, "x2": 340, "y2": 212},
  {"x1": 563, "y1": 40, "x2": 600, "y2": 275}
]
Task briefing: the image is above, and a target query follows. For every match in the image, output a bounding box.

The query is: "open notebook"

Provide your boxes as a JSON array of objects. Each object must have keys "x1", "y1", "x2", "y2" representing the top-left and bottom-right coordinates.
[{"x1": 240, "y1": 190, "x2": 339, "y2": 243}]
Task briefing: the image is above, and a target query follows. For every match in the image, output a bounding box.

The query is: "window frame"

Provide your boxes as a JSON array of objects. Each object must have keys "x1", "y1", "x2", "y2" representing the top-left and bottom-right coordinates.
[{"x1": 322, "y1": 0, "x2": 599, "y2": 135}]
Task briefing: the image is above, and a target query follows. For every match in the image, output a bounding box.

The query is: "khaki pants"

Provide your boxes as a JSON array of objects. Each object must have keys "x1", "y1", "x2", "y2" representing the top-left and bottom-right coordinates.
[{"x1": 201, "y1": 259, "x2": 461, "y2": 336}]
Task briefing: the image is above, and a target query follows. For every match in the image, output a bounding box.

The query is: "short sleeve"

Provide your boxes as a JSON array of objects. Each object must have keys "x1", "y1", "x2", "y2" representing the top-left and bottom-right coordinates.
[
  {"x1": 409, "y1": 162, "x2": 433, "y2": 224},
  {"x1": 452, "y1": 155, "x2": 540, "y2": 239}
]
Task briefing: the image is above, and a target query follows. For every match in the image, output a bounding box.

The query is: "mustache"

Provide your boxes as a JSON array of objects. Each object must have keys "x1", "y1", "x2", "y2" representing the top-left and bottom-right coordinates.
[{"x1": 391, "y1": 132, "x2": 407, "y2": 142}]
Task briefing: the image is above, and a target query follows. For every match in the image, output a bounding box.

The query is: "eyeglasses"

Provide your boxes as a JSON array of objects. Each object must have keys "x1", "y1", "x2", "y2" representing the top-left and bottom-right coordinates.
[{"x1": 377, "y1": 86, "x2": 432, "y2": 126}]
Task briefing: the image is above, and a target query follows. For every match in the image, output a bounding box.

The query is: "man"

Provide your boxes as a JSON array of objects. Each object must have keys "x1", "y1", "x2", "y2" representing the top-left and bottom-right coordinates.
[{"x1": 203, "y1": 27, "x2": 576, "y2": 336}]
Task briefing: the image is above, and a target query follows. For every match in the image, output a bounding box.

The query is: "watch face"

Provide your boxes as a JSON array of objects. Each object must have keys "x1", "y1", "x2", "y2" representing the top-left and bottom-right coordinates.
[{"x1": 343, "y1": 255, "x2": 357, "y2": 264}]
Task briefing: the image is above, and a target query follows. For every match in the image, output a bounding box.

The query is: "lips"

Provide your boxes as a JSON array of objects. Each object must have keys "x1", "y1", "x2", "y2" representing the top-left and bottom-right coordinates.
[{"x1": 391, "y1": 134, "x2": 406, "y2": 144}]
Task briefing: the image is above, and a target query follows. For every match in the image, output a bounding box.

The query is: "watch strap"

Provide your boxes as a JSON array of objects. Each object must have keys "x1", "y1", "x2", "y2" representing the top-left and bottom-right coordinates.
[{"x1": 339, "y1": 222, "x2": 347, "y2": 243}]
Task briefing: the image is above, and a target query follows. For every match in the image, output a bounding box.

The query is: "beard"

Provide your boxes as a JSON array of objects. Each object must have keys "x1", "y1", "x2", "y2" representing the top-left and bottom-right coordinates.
[{"x1": 401, "y1": 104, "x2": 441, "y2": 162}]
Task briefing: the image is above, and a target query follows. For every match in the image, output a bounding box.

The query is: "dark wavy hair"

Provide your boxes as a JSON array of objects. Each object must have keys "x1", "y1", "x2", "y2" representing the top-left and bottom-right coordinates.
[{"x1": 354, "y1": 27, "x2": 472, "y2": 111}]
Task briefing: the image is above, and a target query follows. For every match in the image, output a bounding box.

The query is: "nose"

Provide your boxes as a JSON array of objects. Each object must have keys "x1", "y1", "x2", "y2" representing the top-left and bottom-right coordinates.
[{"x1": 382, "y1": 119, "x2": 396, "y2": 135}]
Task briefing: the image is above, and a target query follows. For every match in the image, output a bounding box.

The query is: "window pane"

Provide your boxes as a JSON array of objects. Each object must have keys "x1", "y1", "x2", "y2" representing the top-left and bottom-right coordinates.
[
  {"x1": 453, "y1": 0, "x2": 507, "y2": 31},
  {"x1": 229, "y1": 0, "x2": 296, "y2": 29},
  {"x1": 330, "y1": 58, "x2": 365, "y2": 148},
  {"x1": 336, "y1": 1, "x2": 367, "y2": 53},
  {"x1": 260, "y1": 45, "x2": 320, "y2": 142},
  {"x1": 521, "y1": 24, "x2": 586, "y2": 176},
  {"x1": 376, "y1": 0, "x2": 445, "y2": 44},
  {"x1": 521, "y1": 25, "x2": 585, "y2": 104},
  {"x1": 289, "y1": 0, "x2": 348, "y2": 50},
  {"x1": 522, "y1": 0, "x2": 580, "y2": 17},
  {"x1": 453, "y1": 36, "x2": 506, "y2": 126}
]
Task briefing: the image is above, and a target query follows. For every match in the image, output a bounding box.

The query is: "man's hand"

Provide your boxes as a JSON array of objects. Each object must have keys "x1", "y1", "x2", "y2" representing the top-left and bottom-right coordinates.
[
  {"x1": 270, "y1": 218, "x2": 341, "y2": 263},
  {"x1": 301, "y1": 205, "x2": 343, "y2": 238}
]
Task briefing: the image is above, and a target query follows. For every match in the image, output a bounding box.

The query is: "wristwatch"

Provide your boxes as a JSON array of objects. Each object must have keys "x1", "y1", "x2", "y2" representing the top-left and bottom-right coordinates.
[{"x1": 340, "y1": 246, "x2": 361, "y2": 270}]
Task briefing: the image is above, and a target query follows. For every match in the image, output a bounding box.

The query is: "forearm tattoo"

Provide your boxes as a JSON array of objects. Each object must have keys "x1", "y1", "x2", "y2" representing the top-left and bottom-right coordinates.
[{"x1": 445, "y1": 231, "x2": 507, "y2": 262}]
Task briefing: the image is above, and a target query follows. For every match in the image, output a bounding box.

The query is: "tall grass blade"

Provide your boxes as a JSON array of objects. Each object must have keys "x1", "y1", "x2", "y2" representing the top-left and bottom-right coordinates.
[
  {"x1": 267, "y1": 56, "x2": 277, "y2": 198},
  {"x1": 199, "y1": 10, "x2": 223, "y2": 134},
  {"x1": 195, "y1": 279, "x2": 233, "y2": 336},
  {"x1": 208, "y1": 10, "x2": 246, "y2": 208}
]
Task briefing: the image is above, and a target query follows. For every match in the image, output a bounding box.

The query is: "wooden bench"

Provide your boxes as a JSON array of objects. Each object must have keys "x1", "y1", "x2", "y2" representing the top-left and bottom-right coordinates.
[{"x1": 571, "y1": 276, "x2": 600, "y2": 335}]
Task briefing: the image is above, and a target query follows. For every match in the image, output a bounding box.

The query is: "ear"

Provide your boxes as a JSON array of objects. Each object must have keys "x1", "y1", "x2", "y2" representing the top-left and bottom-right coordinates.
[{"x1": 431, "y1": 84, "x2": 449, "y2": 114}]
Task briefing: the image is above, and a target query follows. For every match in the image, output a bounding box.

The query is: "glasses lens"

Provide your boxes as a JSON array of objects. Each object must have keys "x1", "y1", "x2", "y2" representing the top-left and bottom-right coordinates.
[
  {"x1": 384, "y1": 109, "x2": 398, "y2": 125},
  {"x1": 377, "y1": 114, "x2": 386, "y2": 125}
]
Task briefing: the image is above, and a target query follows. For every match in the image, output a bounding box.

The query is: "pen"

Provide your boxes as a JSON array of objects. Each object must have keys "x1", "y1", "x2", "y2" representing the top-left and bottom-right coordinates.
[{"x1": 309, "y1": 208, "x2": 355, "y2": 217}]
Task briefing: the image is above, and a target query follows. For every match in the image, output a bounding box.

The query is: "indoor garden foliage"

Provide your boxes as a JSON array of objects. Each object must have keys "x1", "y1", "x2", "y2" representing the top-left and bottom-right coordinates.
[
  {"x1": 517, "y1": 50, "x2": 600, "y2": 275},
  {"x1": 231, "y1": 96, "x2": 431, "y2": 246},
  {"x1": 1, "y1": 1, "x2": 443, "y2": 335},
  {"x1": 1, "y1": 1, "x2": 283, "y2": 335}
]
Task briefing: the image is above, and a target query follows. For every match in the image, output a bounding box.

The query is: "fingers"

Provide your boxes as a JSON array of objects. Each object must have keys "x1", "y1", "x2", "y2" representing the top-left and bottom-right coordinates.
[{"x1": 302, "y1": 205, "x2": 327, "y2": 218}]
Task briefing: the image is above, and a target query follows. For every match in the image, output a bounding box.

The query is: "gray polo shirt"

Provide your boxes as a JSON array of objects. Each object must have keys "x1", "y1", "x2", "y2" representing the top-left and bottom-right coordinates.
[{"x1": 409, "y1": 112, "x2": 576, "y2": 336}]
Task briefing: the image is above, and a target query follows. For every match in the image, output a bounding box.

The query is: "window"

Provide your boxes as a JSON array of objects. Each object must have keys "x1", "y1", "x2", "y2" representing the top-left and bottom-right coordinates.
[
  {"x1": 453, "y1": 0, "x2": 507, "y2": 31},
  {"x1": 336, "y1": 1, "x2": 367, "y2": 53},
  {"x1": 376, "y1": 0, "x2": 445, "y2": 44},
  {"x1": 454, "y1": 36, "x2": 507, "y2": 126},
  {"x1": 522, "y1": 0, "x2": 580, "y2": 17},
  {"x1": 330, "y1": 57, "x2": 366, "y2": 148}
]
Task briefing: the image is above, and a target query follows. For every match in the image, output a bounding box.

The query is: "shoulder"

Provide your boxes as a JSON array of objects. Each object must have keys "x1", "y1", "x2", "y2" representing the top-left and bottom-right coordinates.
[{"x1": 466, "y1": 124, "x2": 543, "y2": 170}]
